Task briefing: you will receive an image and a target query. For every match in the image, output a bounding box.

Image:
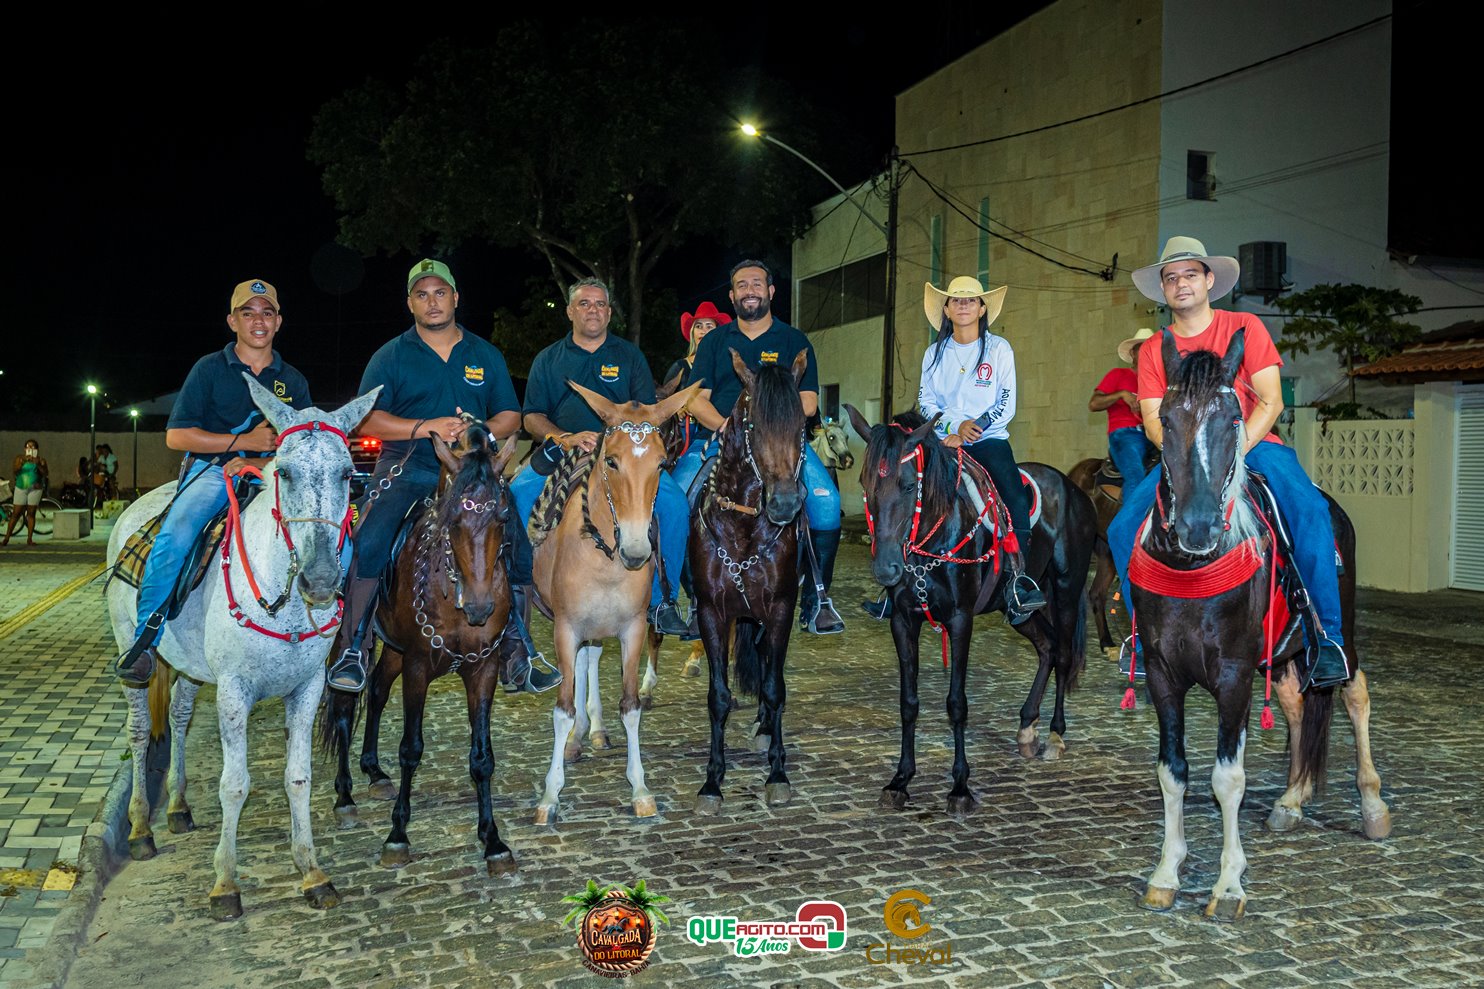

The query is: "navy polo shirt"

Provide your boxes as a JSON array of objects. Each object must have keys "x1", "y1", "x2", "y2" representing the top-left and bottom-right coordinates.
[
  {"x1": 690, "y1": 318, "x2": 819, "y2": 435},
  {"x1": 168, "y1": 343, "x2": 312, "y2": 465},
  {"x1": 523, "y1": 333, "x2": 656, "y2": 435},
  {"x1": 359, "y1": 326, "x2": 520, "y2": 473}
]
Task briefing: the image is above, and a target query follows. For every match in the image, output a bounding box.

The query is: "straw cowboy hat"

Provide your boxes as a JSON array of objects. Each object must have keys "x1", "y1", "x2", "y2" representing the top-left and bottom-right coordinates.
[
  {"x1": 1130, "y1": 236, "x2": 1240, "y2": 304},
  {"x1": 1117, "y1": 328, "x2": 1156, "y2": 364},
  {"x1": 681, "y1": 300, "x2": 732, "y2": 342},
  {"x1": 923, "y1": 276, "x2": 1008, "y2": 330}
]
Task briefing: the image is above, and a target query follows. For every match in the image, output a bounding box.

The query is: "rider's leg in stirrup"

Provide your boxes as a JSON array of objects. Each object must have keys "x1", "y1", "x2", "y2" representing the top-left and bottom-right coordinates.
[
  {"x1": 647, "y1": 470, "x2": 695, "y2": 638},
  {"x1": 799, "y1": 445, "x2": 845, "y2": 634}
]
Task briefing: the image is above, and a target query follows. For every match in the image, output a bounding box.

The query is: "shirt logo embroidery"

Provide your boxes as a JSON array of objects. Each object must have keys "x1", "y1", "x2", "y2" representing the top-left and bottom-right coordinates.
[
  {"x1": 975, "y1": 363, "x2": 993, "y2": 381},
  {"x1": 273, "y1": 380, "x2": 288, "y2": 399},
  {"x1": 464, "y1": 365, "x2": 485, "y2": 386},
  {"x1": 760, "y1": 351, "x2": 779, "y2": 364},
  {"x1": 599, "y1": 364, "x2": 620, "y2": 381}
]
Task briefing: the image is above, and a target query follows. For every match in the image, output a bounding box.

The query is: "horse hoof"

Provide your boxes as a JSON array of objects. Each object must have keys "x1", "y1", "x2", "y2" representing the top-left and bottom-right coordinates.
[
  {"x1": 1266, "y1": 805, "x2": 1303, "y2": 832},
  {"x1": 694, "y1": 794, "x2": 723, "y2": 816},
  {"x1": 1040, "y1": 733, "x2": 1066, "y2": 762},
  {"x1": 303, "y1": 881, "x2": 341, "y2": 910},
  {"x1": 368, "y1": 780, "x2": 397, "y2": 801},
  {"x1": 946, "y1": 793, "x2": 976, "y2": 816},
  {"x1": 1363, "y1": 809, "x2": 1393, "y2": 841},
  {"x1": 486, "y1": 852, "x2": 518, "y2": 876},
  {"x1": 1205, "y1": 895, "x2": 1246, "y2": 923},
  {"x1": 167, "y1": 810, "x2": 195, "y2": 834},
  {"x1": 563, "y1": 745, "x2": 583, "y2": 765},
  {"x1": 764, "y1": 783, "x2": 792, "y2": 807},
  {"x1": 878, "y1": 789, "x2": 909, "y2": 811},
  {"x1": 533, "y1": 804, "x2": 558, "y2": 826},
  {"x1": 752, "y1": 732, "x2": 772, "y2": 753},
  {"x1": 1017, "y1": 740, "x2": 1042, "y2": 760},
  {"x1": 128, "y1": 835, "x2": 157, "y2": 861},
  {"x1": 209, "y1": 892, "x2": 243, "y2": 921},
  {"x1": 633, "y1": 795, "x2": 658, "y2": 818},
  {"x1": 1103, "y1": 646, "x2": 1121, "y2": 662},
  {"x1": 682, "y1": 659, "x2": 702, "y2": 678},
  {"x1": 591, "y1": 732, "x2": 612, "y2": 751},
  {"x1": 334, "y1": 804, "x2": 358, "y2": 829},
  {"x1": 380, "y1": 842, "x2": 412, "y2": 868},
  {"x1": 1140, "y1": 886, "x2": 1177, "y2": 912}
]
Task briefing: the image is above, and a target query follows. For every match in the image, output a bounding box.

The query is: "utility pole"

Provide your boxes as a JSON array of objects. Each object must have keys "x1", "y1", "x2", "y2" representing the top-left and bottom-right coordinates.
[{"x1": 880, "y1": 147, "x2": 900, "y2": 421}]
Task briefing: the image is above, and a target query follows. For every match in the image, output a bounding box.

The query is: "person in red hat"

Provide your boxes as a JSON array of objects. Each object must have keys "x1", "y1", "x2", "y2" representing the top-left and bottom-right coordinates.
[{"x1": 663, "y1": 301, "x2": 732, "y2": 396}]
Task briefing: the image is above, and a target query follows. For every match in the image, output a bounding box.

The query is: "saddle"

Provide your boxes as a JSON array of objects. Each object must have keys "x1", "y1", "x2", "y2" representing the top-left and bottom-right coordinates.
[
  {"x1": 112, "y1": 484, "x2": 259, "y2": 619},
  {"x1": 1093, "y1": 458, "x2": 1125, "y2": 500},
  {"x1": 528, "y1": 447, "x2": 594, "y2": 549}
]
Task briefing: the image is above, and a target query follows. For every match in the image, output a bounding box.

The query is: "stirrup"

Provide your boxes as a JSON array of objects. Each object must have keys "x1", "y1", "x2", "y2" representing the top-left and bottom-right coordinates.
[
  {"x1": 1117, "y1": 636, "x2": 1145, "y2": 679},
  {"x1": 505, "y1": 650, "x2": 562, "y2": 694},
  {"x1": 1303, "y1": 636, "x2": 1351, "y2": 691},
  {"x1": 806, "y1": 596, "x2": 845, "y2": 635},
  {"x1": 326, "y1": 648, "x2": 368, "y2": 694}
]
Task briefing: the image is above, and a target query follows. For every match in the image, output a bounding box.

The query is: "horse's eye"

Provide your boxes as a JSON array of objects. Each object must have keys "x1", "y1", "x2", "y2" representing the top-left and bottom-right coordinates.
[
  {"x1": 276, "y1": 468, "x2": 292, "y2": 483},
  {"x1": 605, "y1": 456, "x2": 619, "y2": 469}
]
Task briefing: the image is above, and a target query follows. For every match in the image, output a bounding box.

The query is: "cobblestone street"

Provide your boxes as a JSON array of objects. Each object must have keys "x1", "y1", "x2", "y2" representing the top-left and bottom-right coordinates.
[{"x1": 4, "y1": 533, "x2": 1483, "y2": 988}]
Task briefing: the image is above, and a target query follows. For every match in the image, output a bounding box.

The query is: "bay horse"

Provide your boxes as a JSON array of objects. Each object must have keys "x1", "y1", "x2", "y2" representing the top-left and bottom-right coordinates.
[
  {"x1": 1067, "y1": 456, "x2": 1130, "y2": 660},
  {"x1": 1131, "y1": 330, "x2": 1390, "y2": 921},
  {"x1": 845, "y1": 406, "x2": 1097, "y2": 813},
  {"x1": 318, "y1": 422, "x2": 521, "y2": 874},
  {"x1": 531, "y1": 381, "x2": 701, "y2": 824},
  {"x1": 690, "y1": 350, "x2": 810, "y2": 814},
  {"x1": 106, "y1": 376, "x2": 379, "y2": 919}
]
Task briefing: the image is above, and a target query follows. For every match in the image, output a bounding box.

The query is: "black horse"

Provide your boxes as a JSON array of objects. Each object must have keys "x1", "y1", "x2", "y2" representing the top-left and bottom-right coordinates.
[
  {"x1": 846, "y1": 406, "x2": 1097, "y2": 813},
  {"x1": 1131, "y1": 330, "x2": 1390, "y2": 922},
  {"x1": 689, "y1": 350, "x2": 809, "y2": 814},
  {"x1": 318, "y1": 423, "x2": 521, "y2": 875}
]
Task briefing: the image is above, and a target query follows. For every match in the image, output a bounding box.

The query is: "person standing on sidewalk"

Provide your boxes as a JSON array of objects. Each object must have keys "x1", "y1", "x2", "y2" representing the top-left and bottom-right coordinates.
[{"x1": 3, "y1": 440, "x2": 48, "y2": 546}]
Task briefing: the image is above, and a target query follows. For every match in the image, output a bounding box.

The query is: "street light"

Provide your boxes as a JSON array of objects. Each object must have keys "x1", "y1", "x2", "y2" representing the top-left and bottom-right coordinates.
[
  {"x1": 740, "y1": 123, "x2": 886, "y2": 235},
  {"x1": 86, "y1": 384, "x2": 98, "y2": 518},
  {"x1": 129, "y1": 409, "x2": 140, "y2": 499}
]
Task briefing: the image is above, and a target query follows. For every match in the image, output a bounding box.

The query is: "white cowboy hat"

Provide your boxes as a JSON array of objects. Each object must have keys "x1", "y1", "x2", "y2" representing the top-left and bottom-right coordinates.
[
  {"x1": 1130, "y1": 236, "x2": 1240, "y2": 304},
  {"x1": 923, "y1": 276, "x2": 1008, "y2": 330},
  {"x1": 1117, "y1": 328, "x2": 1156, "y2": 364}
]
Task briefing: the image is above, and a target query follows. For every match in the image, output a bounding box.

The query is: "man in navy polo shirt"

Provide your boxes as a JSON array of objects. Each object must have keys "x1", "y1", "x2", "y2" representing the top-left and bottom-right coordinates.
[
  {"x1": 325, "y1": 259, "x2": 560, "y2": 695},
  {"x1": 114, "y1": 278, "x2": 314, "y2": 685},
  {"x1": 670, "y1": 259, "x2": 846, "y2": 635},
  {"x1": 511, "y1": 276, "x2": 694, "y2": 638}
]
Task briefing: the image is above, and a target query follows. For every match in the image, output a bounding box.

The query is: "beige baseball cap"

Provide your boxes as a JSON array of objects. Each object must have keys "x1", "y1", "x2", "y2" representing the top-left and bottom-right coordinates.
[{"x1": 229, "y1": 279, "x2": 280, "y2": 313}]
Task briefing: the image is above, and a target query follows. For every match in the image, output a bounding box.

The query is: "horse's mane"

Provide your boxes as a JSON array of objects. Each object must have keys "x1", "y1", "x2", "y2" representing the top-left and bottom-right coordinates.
[
  {"x1": 865, "y1": 411, "x2": 962, "y2": 532},
  {"x1": 1169, "y1": 347, "x2": 1228, "y2": 404},
  {"x1": 435, "y1": 422, "x2": 506, "y2": 533}
]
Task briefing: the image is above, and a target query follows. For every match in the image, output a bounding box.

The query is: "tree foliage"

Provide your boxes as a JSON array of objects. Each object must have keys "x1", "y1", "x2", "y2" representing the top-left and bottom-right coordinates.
[
  {"x1": 308, "y1": 19, "x2": 827, "y2": 347},
  {"x1": 1274, "y1": 283, "x2": 1422, "y2": 403}
]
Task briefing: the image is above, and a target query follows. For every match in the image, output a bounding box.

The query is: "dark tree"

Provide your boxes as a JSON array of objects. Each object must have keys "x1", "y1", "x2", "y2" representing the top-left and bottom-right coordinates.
[{"x1": 1275, "y1": 283, "x2": 1422, "y2": 404}]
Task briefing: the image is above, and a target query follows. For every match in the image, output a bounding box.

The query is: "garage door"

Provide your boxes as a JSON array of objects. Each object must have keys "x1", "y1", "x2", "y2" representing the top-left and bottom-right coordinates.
[{"x1": 1453, "y1": 385, "x2": 1484, "y2": 591}]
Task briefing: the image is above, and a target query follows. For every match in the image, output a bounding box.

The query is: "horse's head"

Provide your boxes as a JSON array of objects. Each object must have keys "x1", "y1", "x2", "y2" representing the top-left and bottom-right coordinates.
[
  {"x1": 571, "y1": 379, "x2": 703, "y2": 570},
  {"x1": 1155, "y1": 328, "x2": 1251, "y2": 556},
  {"x1": 812, "y1": 419, "x2": 855, "y2": 471},
  {"x1": 243, "y1": 375, "x2": 381, "y2": 609},
  {"x1": 429, "y1": 422, "x2": 518, "y2": 627},
  {"x1": 727, "y1": 349, "x2": 808, "y2": 526},
  {"x1": 846, "y1": 403, "x2": 943, "y2": 587}
]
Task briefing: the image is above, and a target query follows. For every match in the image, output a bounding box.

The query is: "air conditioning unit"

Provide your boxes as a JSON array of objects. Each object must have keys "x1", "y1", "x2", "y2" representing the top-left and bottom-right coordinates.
[{"x1": 1239, "y1": 241, "x2": 1287, "y2": 297}]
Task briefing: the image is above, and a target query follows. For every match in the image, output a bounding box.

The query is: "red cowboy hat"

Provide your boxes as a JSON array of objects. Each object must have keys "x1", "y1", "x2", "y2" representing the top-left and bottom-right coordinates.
[{"x1": 681, "y1": 300, "x2": 733, "y2": 342}]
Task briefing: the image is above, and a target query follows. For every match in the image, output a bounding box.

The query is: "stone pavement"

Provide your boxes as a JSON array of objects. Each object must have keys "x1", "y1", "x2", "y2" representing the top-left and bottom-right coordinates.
[{"x1": 4, "y1": 531, "x2": 1484, "y2": 988}]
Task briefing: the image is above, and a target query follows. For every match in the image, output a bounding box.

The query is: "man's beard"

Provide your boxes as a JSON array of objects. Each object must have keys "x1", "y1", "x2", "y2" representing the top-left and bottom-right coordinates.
[
  {"x1": 737, "y1": 295, "x2": 771, "y2": 320},
  {"x1": 417, "y1": 313, "x2": 456, "y2": 332}
]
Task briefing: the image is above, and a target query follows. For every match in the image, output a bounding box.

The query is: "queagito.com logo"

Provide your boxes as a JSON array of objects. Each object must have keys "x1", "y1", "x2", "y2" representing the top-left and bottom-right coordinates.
[
  {"x1": 687, "y1": 899, "x2": 848, "y2": 957},
  {"x1": 866, "y1": 889, "x2": 954, "y2": 966}
]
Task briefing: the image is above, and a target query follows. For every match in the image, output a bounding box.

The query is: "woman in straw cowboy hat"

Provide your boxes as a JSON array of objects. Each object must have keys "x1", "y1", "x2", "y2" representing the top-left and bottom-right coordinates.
[{"x1": 917, "y1": 276, "x2": 1047, "y2": 623}]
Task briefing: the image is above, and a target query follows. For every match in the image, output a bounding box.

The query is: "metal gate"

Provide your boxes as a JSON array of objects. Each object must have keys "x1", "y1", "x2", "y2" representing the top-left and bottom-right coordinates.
[{"x1": 1453, "y1": 385, "x2": 1484, "y2": 591}]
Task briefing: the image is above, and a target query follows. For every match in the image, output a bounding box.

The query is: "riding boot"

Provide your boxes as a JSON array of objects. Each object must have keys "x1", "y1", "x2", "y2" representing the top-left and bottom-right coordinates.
[
  {"x1": 1002, "y1": 529, "x2": 1047, "y2": 626},
  {"x1": 800, "y1": 528, "x2": 845, "y2": 635},
  {"x1": 501, "y1": 585, "x2": 562, "y2": 694},
  {"x1": 113, "y1": 612, "x2": 166, "y2": 686},
  {"x1": 326, "y1": 576, "x2": 380, "y2": 694},
  {"x1": 1304, "y1": 638, "x2": 1351, "y2": 690}
]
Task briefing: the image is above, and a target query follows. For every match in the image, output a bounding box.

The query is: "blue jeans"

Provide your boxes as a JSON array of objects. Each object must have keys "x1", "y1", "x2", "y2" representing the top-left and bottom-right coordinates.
[
  {"x1": 1108, "y1": 426, "x2": 1156, "y2": 491},
  {"x1": 510, "y1": 462, "x2": 688, "y2": 610},
  {"x1": 672, "y1": 439, "x2": 841, "y2": 533},
  {"x1": 1108, "y1": 442, "x2": 1344, "y2": 653},
  {"x1": 135, "y1": 460, "x2": 237, "y2": 644}
]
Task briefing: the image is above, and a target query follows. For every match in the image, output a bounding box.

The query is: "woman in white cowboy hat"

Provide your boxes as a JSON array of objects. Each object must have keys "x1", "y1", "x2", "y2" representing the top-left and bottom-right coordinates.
[{"x1": 917, "y1": 276, "x2": 1046, "y2": 623}]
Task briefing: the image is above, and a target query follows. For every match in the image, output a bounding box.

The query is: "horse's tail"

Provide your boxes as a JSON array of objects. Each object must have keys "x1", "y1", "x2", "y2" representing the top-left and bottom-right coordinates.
[
  {"x1": 1296, "y1": 683, "x2": 1335, "y2": 793},
  {"x1": 733, "y1": 619, "x2": 763, "y2": 698},
  {"x1": 316, "y1": 677, "x2": 363, "y2": 761},
  {"x1": 1064, "y1": 589, "x2": 1087, "y2": 692},
  {"x1": 147, "y1": 659, "x2": 172, "y2": 742}
]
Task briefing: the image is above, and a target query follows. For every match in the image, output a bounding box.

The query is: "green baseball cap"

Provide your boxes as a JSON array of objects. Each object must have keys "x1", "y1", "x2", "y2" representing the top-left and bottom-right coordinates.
[{"x1": 407, "y1": 258, "x2": 457, "y2": 294}]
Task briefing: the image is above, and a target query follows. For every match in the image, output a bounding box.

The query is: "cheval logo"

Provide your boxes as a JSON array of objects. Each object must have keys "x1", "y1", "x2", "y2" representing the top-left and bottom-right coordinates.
[
  {"x1": 975, "y1": 363, "x2": 993, "y2": 382},
  {"x1": 759, "y1": 350, "x2": 779, "y2": 364},
  {"x1": 561, "y1": 879, "x2": 670, "y2": 978},
  {"x1": 464, "y1": 364, "x2": 485, "y2": 386},
  {"x1": 272, "y1": 380, "x2": 288, "y2": 399},
  {"x1": 250, "y1": 281, "x2": 268, "y2": 296},
  {"x1": 866, "y1": 889, "x2": 953, "y2": 967},
  {"x1": 599, "y1": 364, "x2": 621, "y2": 381},
  {"x1": 688, "y1": 899, "x2": 847, "y2": 956}
]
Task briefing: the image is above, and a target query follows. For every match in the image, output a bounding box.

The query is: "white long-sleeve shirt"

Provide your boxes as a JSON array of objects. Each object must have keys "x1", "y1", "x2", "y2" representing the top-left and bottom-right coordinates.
[{"x1": 917, "y1": 334, "x2": 1017, "y2": 442}]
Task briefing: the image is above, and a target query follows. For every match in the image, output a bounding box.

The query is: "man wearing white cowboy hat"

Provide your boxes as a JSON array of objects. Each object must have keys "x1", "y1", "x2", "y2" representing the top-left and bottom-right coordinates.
[
  {"x1": 1088, "y1": 327, "x2": 1158, "y2": 491},
  {"x1": 1107, "y1": 236, "x2": 1350, "y2": 690}
]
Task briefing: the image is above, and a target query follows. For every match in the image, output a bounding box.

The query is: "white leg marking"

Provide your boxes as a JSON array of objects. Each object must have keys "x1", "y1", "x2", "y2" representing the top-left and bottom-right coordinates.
[
  {"x1": 1149, "y1": 761, "x2": 1189, "y2": 893},
  {"x1": 1210, "y1": 737, "x2": 1249, "y2": 907}
]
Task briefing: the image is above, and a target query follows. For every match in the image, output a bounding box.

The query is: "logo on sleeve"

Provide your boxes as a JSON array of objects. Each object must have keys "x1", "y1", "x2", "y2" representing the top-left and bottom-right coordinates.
[
  {"x1": 760, "y1": 351, "x2": 779, "y2": 364},
  {"x1": 599, "y1": 364, "x2": 621, "y2": 381},
  {"x1": 464, "y1": 365, "x2": 485, "y2": 386},
  {"x1": 273, "y1": 380, "x2": 288, "y2": 399}
]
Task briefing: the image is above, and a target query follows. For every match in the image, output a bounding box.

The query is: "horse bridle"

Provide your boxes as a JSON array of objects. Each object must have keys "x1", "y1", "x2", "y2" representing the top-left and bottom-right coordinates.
[
  {"x1": 1154, "y1": 385, "x2": 1244, "y2": 536},
  {"x1": 581, "y1": 420, "x2": 662, "y2": 560}
]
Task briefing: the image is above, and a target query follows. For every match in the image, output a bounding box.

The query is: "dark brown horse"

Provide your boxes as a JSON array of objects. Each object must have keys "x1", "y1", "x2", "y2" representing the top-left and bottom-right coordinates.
[
  {"x1": 691, "y1": 350, "x2": 809, "y2": 814},
  {"x1": 319, "y1": 422, "x2": 521, "y2": 875},
  {"x1": 846, "y1": 407, "x2": 1097, "y2": 814},
  {"x1": 1131, "y1": 331, "x2": 1390, "y2": 921},
  {"x1": 1067, "y1": 455, "x2": 1144, "y2": 660}
]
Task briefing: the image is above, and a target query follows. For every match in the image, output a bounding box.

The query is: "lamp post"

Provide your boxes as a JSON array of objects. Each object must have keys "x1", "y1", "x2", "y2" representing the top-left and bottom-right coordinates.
[
  {"x1": 85, "y1": 384, "x2": 99, "y2": 518},
  {"x1": 129, "y1": 408, "x2": 140, "y2": 499},
  {"x1": 739, "y1": 124, "x2": 900, "y2": 419}
]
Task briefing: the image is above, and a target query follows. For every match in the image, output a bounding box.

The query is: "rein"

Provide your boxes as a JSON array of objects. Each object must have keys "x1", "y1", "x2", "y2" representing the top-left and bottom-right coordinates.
[
  {"x1": 580, "y1": 420, "x2": 662, "y2": 559},
  {"x1": 410, "y1": 491, "x2": 510, "y2": 674}
]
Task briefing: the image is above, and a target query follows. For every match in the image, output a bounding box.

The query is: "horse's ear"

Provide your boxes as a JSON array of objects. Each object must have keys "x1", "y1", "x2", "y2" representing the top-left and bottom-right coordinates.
[
  {"x1": 568, "y1": 380, "x2": 620, "y2": 426},
  {"x1": 844, "y1": 403, "x2": 873, "y2": 444},
  {"x1": 1220, "y1": 327, "x2": 1246, "y2": 383},
  {"x1": 328, "y1": 385, "x2": 382, "y2": 438},
  {"x1": 430, "y1": 432, "x2": 461, "y2": 477},
  {"x1": 242, "y1": 373, "x2": 297, "y2": 434},
  {"x1": 492, "y1": 434, "x2": 518, "y2": 477},
  {"x1": 1160, "y1": 329, "x2": 1181, "y2": 387},
  {"x1": 729, "y1": 349, "x2": 756, "y2": 390},
  {"x1": 652, "y1": 381, "x2": 704, "y2": 423},
  {"x1": 790, "y1": 349, "x2": 809, "y2": 386},
  {"x1": 656, "y1": 369, "x2": 684, "y2": 401},
  {"x1": 910, "y1": 413, "x2": 941, "y2": 449}
]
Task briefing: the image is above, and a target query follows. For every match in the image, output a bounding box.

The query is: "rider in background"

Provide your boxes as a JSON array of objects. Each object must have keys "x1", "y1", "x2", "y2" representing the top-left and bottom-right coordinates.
[
  {"x1": 672, "y1": 259, "x2": 847, "y2": 635},
  {"x1": 664, "y1": 300, "x2": 729, "y2": 395},
  {"x1": 113, "y1": 279, "x2": 311, "y2": 686},
  {"x1": 1089, "y1": 328, "x2": 1158, "y2": 491},
  {"x1": 1107, "y1": 236, "x2": 1349, "y2": 689},
  {"x1": 918, "y1": 276, "x2": 1047, "y2": 624}
]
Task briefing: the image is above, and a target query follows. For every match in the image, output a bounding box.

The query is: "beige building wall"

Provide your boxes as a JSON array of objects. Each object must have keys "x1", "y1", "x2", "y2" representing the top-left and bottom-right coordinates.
[
  {"x1": 892, "y1": 0, "x2": 1163, "y2": 470},
  {"x1": 0, "y1": 430, "x2": 180, "y2": 493}
]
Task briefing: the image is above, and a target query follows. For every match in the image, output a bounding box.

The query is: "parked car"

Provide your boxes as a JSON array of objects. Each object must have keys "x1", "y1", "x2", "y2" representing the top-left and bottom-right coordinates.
[{"x1": 350, "y1": 435, "x2": 382, "y2": 473}]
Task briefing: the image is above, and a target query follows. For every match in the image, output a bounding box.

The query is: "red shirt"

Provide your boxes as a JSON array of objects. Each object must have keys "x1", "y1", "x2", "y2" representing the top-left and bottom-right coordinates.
[
  {"x1": 1094, "y1": 367, "x2": 1141, "y2": 433},
  {"x1": 1137, "y1": 310, "x2": 1284, "y2": 446}
]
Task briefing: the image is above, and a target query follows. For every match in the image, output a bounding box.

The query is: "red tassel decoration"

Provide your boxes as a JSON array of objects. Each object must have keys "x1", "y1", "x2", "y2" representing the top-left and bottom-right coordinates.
[
  {"x1": 1260, "y1": 704, "x2": 1275, "y2": 730},
  {"x1": 1121, "y1": 687, "x2": 1137, "y2": 710}
]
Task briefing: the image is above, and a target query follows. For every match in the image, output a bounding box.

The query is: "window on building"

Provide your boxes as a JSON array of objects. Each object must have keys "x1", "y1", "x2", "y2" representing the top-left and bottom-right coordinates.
[
  {"x1": 795, "y1": 253, "x2": 887, "y2": 332},
  {"x1": 822, "y1": 383, "x2": 840, "y2": 423},
  {"x1": 1187, "y1": 150, "x2": 1216, "y2": 201}
]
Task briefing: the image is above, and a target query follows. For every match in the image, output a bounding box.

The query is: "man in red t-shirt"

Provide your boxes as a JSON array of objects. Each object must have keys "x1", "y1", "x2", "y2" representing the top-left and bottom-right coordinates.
[
  {"x1": 1089, "y1": 328, "x2": 1158, "y2": 490},
  {"x1": 1107, "y1": 236, "x2": 1349, "y2": 690}
]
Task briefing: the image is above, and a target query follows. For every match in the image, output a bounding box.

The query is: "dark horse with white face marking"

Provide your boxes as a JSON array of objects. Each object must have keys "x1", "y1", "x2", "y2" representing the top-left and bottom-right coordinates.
[
  {"x1": 690, "y1": 350, "x2": 809, "y2": 814},
  {"x1": 1131, "y1": 330, "x2": 1391, "y2": 922},
  {"x1": 846, "y1": 407, "x2": 1097, "y2": 813}
]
